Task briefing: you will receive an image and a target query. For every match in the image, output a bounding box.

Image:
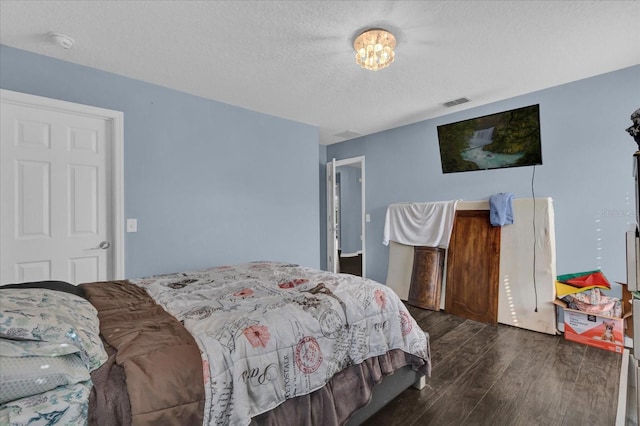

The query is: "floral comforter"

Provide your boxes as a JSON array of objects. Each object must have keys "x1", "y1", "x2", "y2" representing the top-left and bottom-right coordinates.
[
  {"x1": 133, "y1": 261, "x2": 430, "y2": 426},
  {"x1": 0, "y1": 287, "x2": 107, "y2": 426}
]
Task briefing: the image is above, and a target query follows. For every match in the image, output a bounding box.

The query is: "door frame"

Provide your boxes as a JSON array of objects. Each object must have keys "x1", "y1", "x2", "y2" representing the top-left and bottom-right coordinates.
[
  {"x1": 326, "y1": 156, "x2": 366, "y2": 277},
  {"x1": 0, "y1": 89, "x2": 125, "y2": 280}
]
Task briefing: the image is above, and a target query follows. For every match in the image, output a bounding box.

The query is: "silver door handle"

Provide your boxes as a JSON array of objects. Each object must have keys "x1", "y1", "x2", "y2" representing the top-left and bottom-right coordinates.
[{"x1": 99, "y1": 241, "x2": 111, "y2": 250}]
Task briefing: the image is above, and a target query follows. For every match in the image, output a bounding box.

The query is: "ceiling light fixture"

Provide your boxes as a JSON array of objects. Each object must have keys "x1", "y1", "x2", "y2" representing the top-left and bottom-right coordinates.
[
  {"x1": 354, "y1": 29, "x2": 396, "y2": 71},
  {"x1": 49, "y1": 32, "x2": 74, "y2": 49}
]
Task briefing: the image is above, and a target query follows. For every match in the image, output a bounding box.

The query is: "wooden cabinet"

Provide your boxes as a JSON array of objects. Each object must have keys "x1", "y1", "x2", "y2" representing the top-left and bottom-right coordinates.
[{"x1": 407, "y1": 246, "x2": 445, "y2": 311}]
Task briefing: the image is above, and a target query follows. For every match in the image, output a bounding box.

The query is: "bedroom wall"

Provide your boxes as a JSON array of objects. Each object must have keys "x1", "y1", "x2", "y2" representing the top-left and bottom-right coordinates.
[
  {"x1": 0, "y1": 44, "x2": 321, "y2": 278},
  {"x1": 326, "y1": 65, "x2": 640, "y2": 297}
]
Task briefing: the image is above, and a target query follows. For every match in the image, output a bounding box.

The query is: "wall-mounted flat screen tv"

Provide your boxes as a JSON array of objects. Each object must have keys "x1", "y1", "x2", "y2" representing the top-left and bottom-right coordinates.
[{"x1": 437, "y1": 104, "x2": 542, "y2": 173}]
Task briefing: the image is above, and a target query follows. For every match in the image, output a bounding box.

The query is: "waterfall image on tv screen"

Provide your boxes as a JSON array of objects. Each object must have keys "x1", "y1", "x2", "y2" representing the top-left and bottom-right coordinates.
[{"x1": 437, "y1": 104, "x2": 542, "y2": 173}]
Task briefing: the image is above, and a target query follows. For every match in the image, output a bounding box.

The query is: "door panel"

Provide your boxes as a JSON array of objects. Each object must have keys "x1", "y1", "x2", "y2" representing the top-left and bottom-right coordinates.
[
  {"x1": 16, "y1": 261, "x2": 51, "y2": 282},
  {"x1": 17, "y1": 160, "x2": 50, "y2": 237},
  {"x1": 445, "y1": 210, "x2": 501, "y2": 324},
  {"x1": 69, "y1": 164, "x2": 99, "y2": 235},
  {"x1": 69, "y1": 256, "x2": 100, "y2": 284},
  {"x1": 1, "y1": 100, "x2": 111, "y2": 284}
]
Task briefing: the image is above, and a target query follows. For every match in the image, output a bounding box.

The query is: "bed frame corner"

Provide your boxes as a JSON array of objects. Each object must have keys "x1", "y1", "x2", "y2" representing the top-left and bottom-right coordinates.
[{"x1": 412, "y1": 374, "x2": 427, "y2": 390}]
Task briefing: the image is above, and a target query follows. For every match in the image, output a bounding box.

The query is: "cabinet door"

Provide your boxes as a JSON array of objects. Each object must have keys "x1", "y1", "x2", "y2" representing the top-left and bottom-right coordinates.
[
  {"x1": 445, "y1": 210, "x2": 501, "y2": 324},
  {"x1": 407, "y1": 246, "x2": 445, "y2": 311}
]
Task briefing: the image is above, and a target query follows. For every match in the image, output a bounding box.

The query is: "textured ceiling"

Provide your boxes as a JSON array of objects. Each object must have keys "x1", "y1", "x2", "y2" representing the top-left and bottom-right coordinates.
[{"x1": 1, "y1": 1, "x2": 639, "y2": 145}]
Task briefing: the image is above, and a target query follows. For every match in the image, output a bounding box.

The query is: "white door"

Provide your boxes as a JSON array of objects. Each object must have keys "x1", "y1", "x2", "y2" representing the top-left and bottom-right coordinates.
[
  {"x1": 326, "y1": 158, "x2": 338, "y2": 273},
  {"x1": 1, "y1": 90, "x2": 124, "y2": 285}
]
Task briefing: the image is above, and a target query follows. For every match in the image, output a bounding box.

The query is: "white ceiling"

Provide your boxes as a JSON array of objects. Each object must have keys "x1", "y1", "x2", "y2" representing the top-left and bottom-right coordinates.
[{"x1": 1, "y1": 1, "x2": 639, "y2": 145}]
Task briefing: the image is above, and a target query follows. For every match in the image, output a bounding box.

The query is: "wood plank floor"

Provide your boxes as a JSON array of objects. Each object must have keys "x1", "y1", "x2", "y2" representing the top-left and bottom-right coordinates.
[{"x1": 363, "y1": 305, "x2": 622, "y2": 426}]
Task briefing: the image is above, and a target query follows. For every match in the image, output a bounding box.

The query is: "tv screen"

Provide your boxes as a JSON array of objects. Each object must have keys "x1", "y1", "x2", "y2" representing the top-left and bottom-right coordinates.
[{"x1": 437, "y1": 104, "x2": 542, "y2": 173}]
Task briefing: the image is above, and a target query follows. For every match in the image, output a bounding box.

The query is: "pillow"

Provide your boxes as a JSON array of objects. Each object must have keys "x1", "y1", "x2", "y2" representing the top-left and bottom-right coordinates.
[
  {"x1": 0, "y1": 353, "x2": 90, "y2": 404},
  {"x1": 0, "y1": 381, "x2": 92, "y2": 425},
  {"x1": 0, "y1": 288, "x2": 107, "y2": 371},
  {"x1": 0, "y1": 280, "x2": 86, "y2": 299}
]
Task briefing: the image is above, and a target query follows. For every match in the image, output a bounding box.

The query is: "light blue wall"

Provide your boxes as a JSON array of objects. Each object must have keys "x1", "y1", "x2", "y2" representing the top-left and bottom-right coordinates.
[
  {"x1": 327, "y1": 65, "x2": 640, "y2": 295},
  {"x1": 0, "y1": 45, "x2": 320, "y2": 278}
]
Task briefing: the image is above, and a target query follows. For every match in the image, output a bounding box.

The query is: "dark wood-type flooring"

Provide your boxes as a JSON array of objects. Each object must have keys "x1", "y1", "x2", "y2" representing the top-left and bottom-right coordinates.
[
  {"x1": 364, "y1": 305, "x2": 622, "y2": 426},
  {"x1": 339, "y1": 253, "x2": 362, "y2": 277}
]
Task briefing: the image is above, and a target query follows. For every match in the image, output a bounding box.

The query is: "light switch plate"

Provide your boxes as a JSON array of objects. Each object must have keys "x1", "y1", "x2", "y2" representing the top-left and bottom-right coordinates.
[{"x1": 126, "y1": 218, "x2": 137, "y2": 233}]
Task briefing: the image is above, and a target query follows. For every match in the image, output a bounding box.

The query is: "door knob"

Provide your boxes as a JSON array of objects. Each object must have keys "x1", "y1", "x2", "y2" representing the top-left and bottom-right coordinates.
[{"x1": 99, "y1": 241, "x2": 111, "y2": 250}]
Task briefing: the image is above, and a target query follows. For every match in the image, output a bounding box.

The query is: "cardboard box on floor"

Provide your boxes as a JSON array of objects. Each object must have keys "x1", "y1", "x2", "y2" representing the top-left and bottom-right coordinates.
[
  {"x1": 619, "y1": 281, "x2": 634, "y2": 339},
  {"x1": 554, "y1": 283, "x2": 632, "y2": 353}
]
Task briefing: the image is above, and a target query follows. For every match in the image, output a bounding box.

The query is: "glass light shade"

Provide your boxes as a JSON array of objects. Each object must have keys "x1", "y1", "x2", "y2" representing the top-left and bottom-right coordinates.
[{"x1": 354, "y1": 29, "x2": 396, "y2": 71}]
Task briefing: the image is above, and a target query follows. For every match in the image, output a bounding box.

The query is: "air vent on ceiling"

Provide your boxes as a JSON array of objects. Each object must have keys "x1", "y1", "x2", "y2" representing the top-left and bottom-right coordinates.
[
  {"x1": 334, "y1": 130, "x2": 363, "y2": 139},
  {"x1": 442, "y1": 97, "x2": 471, "y2": 108}
]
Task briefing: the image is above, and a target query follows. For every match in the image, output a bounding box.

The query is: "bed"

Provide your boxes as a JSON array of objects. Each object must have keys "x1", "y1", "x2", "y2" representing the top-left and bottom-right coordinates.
[{"x1": 0, "y1": 261, "x2": 431, "y2": 425}]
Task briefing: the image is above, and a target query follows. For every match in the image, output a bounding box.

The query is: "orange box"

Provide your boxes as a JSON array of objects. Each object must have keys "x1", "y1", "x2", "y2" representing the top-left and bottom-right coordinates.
[{"x1": 554, "y1": 298, "x2": 631, "y2": 353}]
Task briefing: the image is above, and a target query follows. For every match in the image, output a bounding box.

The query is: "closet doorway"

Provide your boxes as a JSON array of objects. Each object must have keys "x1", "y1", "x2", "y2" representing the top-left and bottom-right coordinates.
[{"x1": 326, "y1": 156, "x2": 365, "y2": 277}]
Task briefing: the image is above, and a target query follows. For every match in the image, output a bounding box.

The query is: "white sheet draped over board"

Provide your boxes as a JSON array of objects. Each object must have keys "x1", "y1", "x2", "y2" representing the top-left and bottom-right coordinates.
[
  {"x1": 385, "y1": 198, "x2": 558, "y2": 335},
  {"x1": 384, "y1": 201, "x2": 458, "y2": 301},
  {"x1": 383, "y1": 201, "x2": 459, "y2": 248}
]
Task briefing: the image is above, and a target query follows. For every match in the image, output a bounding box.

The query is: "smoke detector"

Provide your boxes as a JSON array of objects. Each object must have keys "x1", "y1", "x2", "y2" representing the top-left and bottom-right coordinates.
[{"x1": 49, "y1": 32, "x2": 75, "y2": 49}]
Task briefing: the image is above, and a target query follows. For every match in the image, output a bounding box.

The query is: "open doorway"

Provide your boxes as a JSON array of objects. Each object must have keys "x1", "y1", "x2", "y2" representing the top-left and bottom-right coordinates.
[{"x1": 327, "y1": 156, "x2": 365, "y2": 277}]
